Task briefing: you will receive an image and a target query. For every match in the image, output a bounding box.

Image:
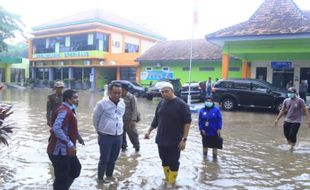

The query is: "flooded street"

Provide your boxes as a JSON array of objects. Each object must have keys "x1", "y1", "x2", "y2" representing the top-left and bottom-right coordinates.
[{"x1": 0, "y1": 89, "x2": 309, "y2": 190}]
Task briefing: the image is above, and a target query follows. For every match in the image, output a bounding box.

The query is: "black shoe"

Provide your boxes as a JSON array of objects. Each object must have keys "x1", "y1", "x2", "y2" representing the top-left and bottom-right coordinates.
[
  {"x1": 135, "y1": 147, "x2": 140, "y2": 152},
  {"x1": 121, "y1": 147, "x2": 127, "y2": 152}
]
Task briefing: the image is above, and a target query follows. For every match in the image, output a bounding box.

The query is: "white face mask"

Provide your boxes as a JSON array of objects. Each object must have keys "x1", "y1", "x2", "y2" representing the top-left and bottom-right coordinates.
[{"x1": 205, "y1": 102, "x2": 213, "y2": 108}]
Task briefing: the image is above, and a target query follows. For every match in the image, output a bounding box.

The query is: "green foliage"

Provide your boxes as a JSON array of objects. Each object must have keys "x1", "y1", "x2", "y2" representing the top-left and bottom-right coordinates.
[
  {"x1": 0, "y1": 6, "x2": 24, "y2": 53},
  {"x1": 0, "y1": 42, "x2": 28, "y2": 58}
]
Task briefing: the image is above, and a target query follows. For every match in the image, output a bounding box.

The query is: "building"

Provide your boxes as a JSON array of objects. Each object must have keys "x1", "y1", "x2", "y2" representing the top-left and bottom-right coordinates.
[
  {"x1": 137, "y1": 39, "x2": 241, "y2": 85},
  {"x1": 0, "y1": 58, "x2": 29, "y2": 84},
  {"x1": 207, "y1": 0, "x2": 310, "y2": 90},
  {"x1": 28, "y1": 9, "x2": 164, "y2": 89}
]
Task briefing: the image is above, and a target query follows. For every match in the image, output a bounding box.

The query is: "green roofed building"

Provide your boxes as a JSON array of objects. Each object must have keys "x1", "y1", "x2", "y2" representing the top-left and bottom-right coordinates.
[
  {"x1": 136, "y1": 39, "x2": 241, "y2": 85},
  {"x1": 0, "y1": 57, "x2": 30, "y2": 84},
  {"x1": 206, "y1": 0, "x2": 310, "y2": 90}
]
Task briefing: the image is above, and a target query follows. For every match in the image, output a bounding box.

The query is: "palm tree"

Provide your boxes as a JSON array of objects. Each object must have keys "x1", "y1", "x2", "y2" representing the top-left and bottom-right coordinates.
[{"x1": 0, "y1": 105, "x2": 14, "y2": 146}]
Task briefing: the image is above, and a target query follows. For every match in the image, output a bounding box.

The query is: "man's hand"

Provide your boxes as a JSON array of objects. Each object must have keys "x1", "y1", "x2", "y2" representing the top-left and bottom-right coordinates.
[
  {"x1": 144, "y1": 132, "x2": 150, "y2": 139},
  {"x1": 77, "y1": 136, "x2": 85, "y2": 145},
  {"x1": 178, "y1": 140, "x2": 186, "y2": 151},
  {"x1": 307, "y1": 120, "x2": 310, "y2": 128},
  {"x1": 274, "y1": 119, "x2": 279, "y2": 127},
  {"x1": 67, "y1": 147, "x2": 76, "y2": 156}
]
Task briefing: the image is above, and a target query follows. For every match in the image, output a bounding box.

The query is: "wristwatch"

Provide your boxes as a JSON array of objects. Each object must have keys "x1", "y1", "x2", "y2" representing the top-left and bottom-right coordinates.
[{"x1": 182, "y1": 137, "x2": 187, "y2": 142}]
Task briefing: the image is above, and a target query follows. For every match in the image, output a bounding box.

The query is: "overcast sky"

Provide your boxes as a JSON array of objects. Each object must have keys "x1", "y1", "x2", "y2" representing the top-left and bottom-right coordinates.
[{"x1": 1, "y1": 0, "x2": 310, "y2": 41}]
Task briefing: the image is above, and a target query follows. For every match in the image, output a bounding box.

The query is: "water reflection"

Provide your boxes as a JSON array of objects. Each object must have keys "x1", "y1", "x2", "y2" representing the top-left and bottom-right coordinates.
[{"x1": 0, "y1": 89, "x2": 309, "y2": 189}]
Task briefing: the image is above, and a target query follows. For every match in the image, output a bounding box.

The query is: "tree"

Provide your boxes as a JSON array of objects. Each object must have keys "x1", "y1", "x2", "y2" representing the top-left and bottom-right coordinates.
[
  {"x1": 0, "y1": 42, "x2": 28, "y2": 58},
  {"x1": 0, "y1": 6, "x2": 24, "y2": 53}
]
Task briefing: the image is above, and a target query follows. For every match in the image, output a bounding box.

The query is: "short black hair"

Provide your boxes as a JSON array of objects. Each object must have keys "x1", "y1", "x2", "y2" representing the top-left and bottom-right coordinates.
[
  {"x1": 63, "y1": 89, "x2": 77, "y2": 101},
  {"x1": 108, "y1": 83, "x2": 122, "y2": 91}
]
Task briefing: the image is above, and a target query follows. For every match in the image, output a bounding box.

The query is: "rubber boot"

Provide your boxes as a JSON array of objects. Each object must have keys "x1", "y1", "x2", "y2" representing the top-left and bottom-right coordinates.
[
  {"x1": 163, "y1": 166, "x2": 170, "y2": 181},
  {"x1": 168, "y1": 170, "x2": 178, "y2": 184}
]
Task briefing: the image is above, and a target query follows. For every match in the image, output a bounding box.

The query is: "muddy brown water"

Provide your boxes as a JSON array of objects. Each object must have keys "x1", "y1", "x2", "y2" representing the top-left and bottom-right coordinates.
[{"x1": 0, "y1": 89, "x2": 309, "y2": 190}]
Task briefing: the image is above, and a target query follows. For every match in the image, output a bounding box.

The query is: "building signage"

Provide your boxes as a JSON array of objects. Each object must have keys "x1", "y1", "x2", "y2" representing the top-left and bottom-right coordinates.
[
  {"x1": 33, "y1": 51, "x2": 90, "y2": 59},
  {"x1": 64, "y1": 51, "x2": 89, "y2": 57},
  {"x1": 141, "y1": 71, "x2": 174, "y2": 80},
  {"x1": 271, "y1": 61, "x2": 292, "y2": 69},
  {"x1": 33, "y1": 53, "x2": 61, "y2": 58}
]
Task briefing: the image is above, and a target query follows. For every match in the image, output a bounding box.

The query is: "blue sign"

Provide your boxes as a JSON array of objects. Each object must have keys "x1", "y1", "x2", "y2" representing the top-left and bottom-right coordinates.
[
  {"x1": 141, "y1": 71, "x2": 174, "y2": 80},
  {"x1": 271, "y1": 61, "x2": 292, "y2": 69}
]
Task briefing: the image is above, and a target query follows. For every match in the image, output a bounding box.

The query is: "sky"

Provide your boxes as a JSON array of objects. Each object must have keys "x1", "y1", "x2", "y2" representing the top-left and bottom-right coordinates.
[{"x1": 1, "y1": 0, "x2": 310, "y2": 42}]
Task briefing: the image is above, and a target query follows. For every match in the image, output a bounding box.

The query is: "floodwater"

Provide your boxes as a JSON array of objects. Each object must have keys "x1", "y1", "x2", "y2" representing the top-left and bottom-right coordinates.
[{"x1": 0, "y1": 89, "x2": 309, "y2": 190}]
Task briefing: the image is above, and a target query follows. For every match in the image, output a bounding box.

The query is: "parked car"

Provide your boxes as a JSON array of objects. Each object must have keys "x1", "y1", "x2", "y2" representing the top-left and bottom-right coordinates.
[
  {"x1": 180, "y1": 82, "x2": 205, "y2": 102},
  {"x1": 110, "y1": 80, "x2": 146, "y2": 97},
  {"x1": 146, "y1": 78, "x2": 182, "y2": 100},
  {"x1": 212, "y1": 79, "x2": 287, "y2": 112}
]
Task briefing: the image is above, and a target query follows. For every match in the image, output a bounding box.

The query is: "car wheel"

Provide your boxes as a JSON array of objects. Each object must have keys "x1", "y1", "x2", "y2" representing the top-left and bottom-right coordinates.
[
  {"x1": 222, "y1": 98, "x2": 235, "y2": 111},
  {"x1": 146, "y1": 94, "x2": 153, "y2": 100}
]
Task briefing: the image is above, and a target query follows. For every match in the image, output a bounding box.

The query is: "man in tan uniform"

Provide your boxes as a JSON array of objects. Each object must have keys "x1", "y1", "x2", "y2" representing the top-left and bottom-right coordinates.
[
  {"x1": 121, "y1": 83, "x2": 140, "y2": 152},
  {"x1": 46, "y1": 81, "x2": 65, "y2": 127}
]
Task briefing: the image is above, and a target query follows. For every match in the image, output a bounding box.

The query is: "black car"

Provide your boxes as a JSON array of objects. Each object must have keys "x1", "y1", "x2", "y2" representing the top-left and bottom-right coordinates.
[
  {"x1": 180, "y1": 82, "x2": 205, "y2": 102},
  {"x1": 146, "y1": 78, "x2": 182, "y2": 100},
  {"x1": 212, "y1": 79, "x2": 287, "y2": 112},
  {"x1": 110, "y1": 80, "x2": 146, "y2": 97}
]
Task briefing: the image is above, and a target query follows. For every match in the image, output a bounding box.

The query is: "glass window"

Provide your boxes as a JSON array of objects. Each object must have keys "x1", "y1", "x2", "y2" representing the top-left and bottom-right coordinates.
[
  {"x1": 65, "y1": 36, "x2": 70, "y2": 47},
  {"x1": 252, "y1": 83, "x2": 269, "y2": 93},
  {"x1": 234, "y1": 82, "x2": 251, "y2": 90},
  {"x1": 229, "y1": 67, "x2": 241, "y2": 71},
  {"x1": 182, "y1": 67, "x2": 190, "y2": 71},
  {"x1": 217, "y1": 81, "x2": 233, "y2": 88},
  {"x1": 125, "y1": 43, "x2": 139, "y2": 53},
  {"x1": 88, "y1": 33, "x2": 94, "y2": 45},
  {"x1": 162, "y1": 67, "x2": 170, "y2": 71},
  {"x1": 199, "y1": 67, "x2": 214, "y2": 71}
]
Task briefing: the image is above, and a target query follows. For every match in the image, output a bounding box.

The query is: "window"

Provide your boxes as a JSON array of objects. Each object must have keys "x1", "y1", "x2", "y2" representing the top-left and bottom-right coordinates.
[
  {"x1": 183, "y1": 67, "x2": 190, "y2": 71},
  {"x1": 125, "y1": 43, "x2": 139, "y2": 53},
  {"x1": 229, "y1": 67, "x2": 241, "y2": 71},
  {"x1": 146, "y1": 67, "x2": 153, "y2": 71},
  {"x1": 199, "y1": 67, "x2": 214, "y2": 71},
  {"x1": 162, "y1": 67, "x2": 170, "y2": 71},
  {"x1": 65, "y1": 36, "x2": 70, "y2": 47},
  {"x1": 217, "y1": 81, "x2": 233, "y2": 88},
  {"x1": 88, "y1": 33, "x2": 94, "y2": 45},
  {"x1": 96, "y1": 33, "x2": 109, "y2": 51},
  {"x1": 252, "y1": 83, "x2": 269, "y2": 93},
  {"x1": 234, "y1": 82, "x2": 251, "y2": 90}
]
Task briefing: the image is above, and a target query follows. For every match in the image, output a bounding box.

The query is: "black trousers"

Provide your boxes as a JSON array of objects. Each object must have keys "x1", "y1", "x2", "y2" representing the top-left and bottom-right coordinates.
[
  {"x1": 283, "y1": 121, "x2": 300, "y2": 144},
  {"x1": 158, "y1": 144, "x2": 180, "y2": 171},
  {"x1": 48, "y1": 154, "x2": 81, "y2": 190}
]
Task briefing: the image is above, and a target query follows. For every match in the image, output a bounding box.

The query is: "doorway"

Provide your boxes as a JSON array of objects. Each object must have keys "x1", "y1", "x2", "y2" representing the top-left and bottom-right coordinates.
[
  {"x1": 272, "y1": 69, "x2": 294, "y2": 89},
  {"x1": 300, "y1": 68, "x2": 310, "y2": 93},
  {"x1": 256, "y1": 67, "x2": 267, "y2": 80}
]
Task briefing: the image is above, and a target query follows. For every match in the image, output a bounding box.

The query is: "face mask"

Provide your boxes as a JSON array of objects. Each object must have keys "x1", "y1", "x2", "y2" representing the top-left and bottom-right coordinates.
[
  {"x1": 287, "y1": 93, "x2": 296, "y2": 99},
  {"x1": 72, "y1": 104, "x2": 77, "y2": 110},
  {"x1": 205, "y1": 102, "x2": 213, "y2": 108}
]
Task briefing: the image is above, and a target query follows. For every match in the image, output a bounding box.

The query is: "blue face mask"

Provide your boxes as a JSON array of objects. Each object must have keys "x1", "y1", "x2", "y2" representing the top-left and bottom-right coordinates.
[
  {"x1": 72, "y1": 104, "x2": 77, "y2": 110},
  {"x1": 287, "y1": 93, "x2": 296, "y2": 99},
  {"x1": 205, "y1": 102, "x2": 213, "y2": 108}
]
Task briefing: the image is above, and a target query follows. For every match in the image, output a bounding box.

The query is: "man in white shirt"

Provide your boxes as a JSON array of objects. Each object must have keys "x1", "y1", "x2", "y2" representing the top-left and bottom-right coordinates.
[{"x1": 92, "y1": 83, "x2": 125, "y2": 181}]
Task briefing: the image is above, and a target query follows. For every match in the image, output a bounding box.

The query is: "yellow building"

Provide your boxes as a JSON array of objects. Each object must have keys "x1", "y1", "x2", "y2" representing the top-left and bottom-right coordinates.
[{"x1": 29, "y1": 9, "x2": 164, "y2": 89}]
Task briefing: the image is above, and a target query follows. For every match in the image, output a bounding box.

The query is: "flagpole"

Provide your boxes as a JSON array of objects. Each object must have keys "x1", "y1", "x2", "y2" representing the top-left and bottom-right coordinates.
[{"x1": 187, "y1": 0, "x2": 197, "y2": 106}]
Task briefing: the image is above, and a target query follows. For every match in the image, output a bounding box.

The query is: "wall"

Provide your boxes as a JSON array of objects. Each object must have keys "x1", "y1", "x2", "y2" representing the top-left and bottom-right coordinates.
[{"x1": 140, "y1": 60, "x2": 242, "y2": 85}]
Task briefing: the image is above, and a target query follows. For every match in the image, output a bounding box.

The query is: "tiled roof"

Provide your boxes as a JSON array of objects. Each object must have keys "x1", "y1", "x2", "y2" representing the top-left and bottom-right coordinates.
[
  {"x1": 32, "y1": 9, "x2": 165, "y2": 40},
  {"x1": 137, "y1": 39, "x2": 222, "y2": 62},
  {"x1": 207, "y1": 0, "x2": 310, "y2": 39}
]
